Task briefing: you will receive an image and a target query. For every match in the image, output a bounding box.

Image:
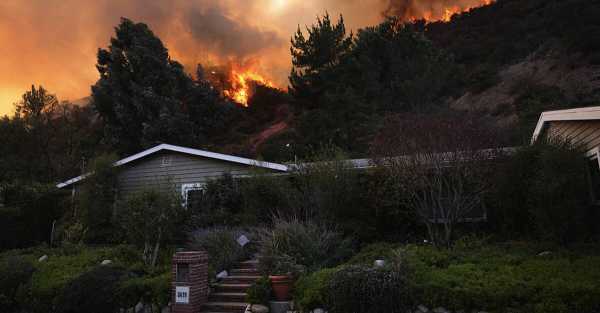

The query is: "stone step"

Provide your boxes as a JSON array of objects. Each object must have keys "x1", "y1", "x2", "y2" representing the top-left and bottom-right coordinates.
[
  {"x1": 202, "y1": 301, "x2": 248, "y2": 313},
  {"x1": 209, "y1": 292, "x2": 248, "y2": 302},
  {"x1": 236, "y1": 260, "x2": 259, "y2": 269},
  {"x1": 230, "y1": 268, "x2": 260, "y2": 275},
  {"x1": 213, "y1": 283, "x2": 252, "y2": 293},
  {"x1": 220, "y1": 275, "x2": 261, "y2": 284}
]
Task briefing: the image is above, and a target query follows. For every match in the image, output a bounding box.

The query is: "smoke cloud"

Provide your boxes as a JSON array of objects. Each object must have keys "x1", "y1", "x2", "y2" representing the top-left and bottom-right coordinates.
[{"x1": 0, "y1": 0, "x2": 488, "y2": 115}]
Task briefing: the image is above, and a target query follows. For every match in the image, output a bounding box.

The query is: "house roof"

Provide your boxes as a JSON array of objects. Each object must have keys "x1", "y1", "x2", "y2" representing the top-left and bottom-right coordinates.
[
  {"x1": 531, "y1": 106, "x2": 600, "y2": 143},
  {"x1": 56, "y1": 143, "x2": 289, "y2": 188}
]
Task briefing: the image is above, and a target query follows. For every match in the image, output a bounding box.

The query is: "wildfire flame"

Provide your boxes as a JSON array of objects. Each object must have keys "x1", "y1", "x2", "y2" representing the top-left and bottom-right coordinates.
[
  {"x1": 224, "y1": 69, "x2": 274, "y2": 106},
  {"x1": 409, "y1": 0, "x2": 494, "y2": 23}
]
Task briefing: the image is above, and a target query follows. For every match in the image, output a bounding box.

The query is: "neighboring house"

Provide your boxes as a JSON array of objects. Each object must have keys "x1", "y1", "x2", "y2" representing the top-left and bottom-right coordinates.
[
  {"x1": 56, "y1": 144, "x2": 288, "y2": 207},
  {"x1": 531, "y1": 105, "x2": 600, "y2": 202}
]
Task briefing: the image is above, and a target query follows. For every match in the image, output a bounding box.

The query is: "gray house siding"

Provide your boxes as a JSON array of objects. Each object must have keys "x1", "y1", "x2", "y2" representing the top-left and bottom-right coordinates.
[
  {"x1": 546, "y1": 120, "x2": 600, "y2": 154},
  {"x1": 117, "y1": 151, "x2": 266, "y2": 197}
]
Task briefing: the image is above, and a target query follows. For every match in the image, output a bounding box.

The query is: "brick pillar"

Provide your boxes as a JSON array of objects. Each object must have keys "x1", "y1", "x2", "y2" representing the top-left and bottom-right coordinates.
[{"x1": 172, "y1": 251, "x2": 209, "y2": 313}]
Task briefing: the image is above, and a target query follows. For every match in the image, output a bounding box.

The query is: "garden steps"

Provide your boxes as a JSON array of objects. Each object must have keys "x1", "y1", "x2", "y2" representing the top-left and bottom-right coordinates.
[
  {"x1": 201, "y1": 259, "x2": 261, "y2": 313},
  {"x1": 230, "y1": 268, "x2": 260, "y2": 275},
  {"x1": 202, "y1": 301, "x2": 248, "y2": 311},
  {"x1": 210, "y1": 292, "x2": 248, "y2": 302},
  {"x1": 220, "y1": 275, "x2": 262, "y2": 284},
  {"x1": 213, "y1": 283, "x2": 252, "y2": 293}
]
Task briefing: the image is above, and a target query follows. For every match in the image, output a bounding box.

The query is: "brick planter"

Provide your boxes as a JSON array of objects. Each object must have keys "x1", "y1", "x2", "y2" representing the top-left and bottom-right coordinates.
[{"x1": 171, "y1": 251, "x2": 209, "y2": 313}]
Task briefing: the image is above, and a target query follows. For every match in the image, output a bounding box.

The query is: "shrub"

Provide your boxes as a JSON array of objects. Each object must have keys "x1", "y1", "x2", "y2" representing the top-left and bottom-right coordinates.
[
  {"x1": 346, "y1": 242, "x2": 399, "y2": 265},
  {"x1": 0, "y1": 182, "x2": 65, "y2": 249},
  {"x1": 55, "y1": 266, "x2": 126, "y2": 313},
  {"x1": 405, "y1": 243, "x2": 600, "y2": 313},
  {"x1": 528, "y1": 142, "x2": 590, "y2": 243},
  {"x1": 116, "y1": 188, "x2": 185, "y2": 267},
  {"x1": 489, "y1": 140, "x2": 593, "y2": 243},
  {"x1": 257, "y1": 216, "x2": 354, "y2": 274},
  {"x1": 77, "y1": 154, "x2": 119, "y2": 244},
  {"x1": 245, "y1": 276, "x2": 272, "y2": 305},
  {"x1": 328, "y1": 264, "x2": 415, "y2": 313},
  {"x1": 188, "y1": 227, "x2": 255, "y2": 278},
  {"x1": 0, "y1": 256, "x2": 35, "y2": 312},
  {"x1": 118, "y1": 272, "x2": 171, "y2": 309},
  {"x1": 293, "y1": 267, "x2": 338, "y2": 311}
]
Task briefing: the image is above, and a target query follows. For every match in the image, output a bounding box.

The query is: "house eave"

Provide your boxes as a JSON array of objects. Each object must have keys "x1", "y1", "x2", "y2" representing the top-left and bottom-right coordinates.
[{"x1": 56, "y1": 143, "x2": 289, "y2": 189}]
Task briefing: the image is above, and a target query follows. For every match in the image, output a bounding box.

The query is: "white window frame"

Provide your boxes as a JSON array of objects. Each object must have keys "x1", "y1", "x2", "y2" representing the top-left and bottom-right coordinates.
[
  {"x1": 585, "y1": 147, "x2": 600, "y2": 204},
  {"x1": 585, "y1": 147, "x2": 600, "y2": 164},
  {"x1": 181, "y1": 183, "x2": 205, "y2": 208}
]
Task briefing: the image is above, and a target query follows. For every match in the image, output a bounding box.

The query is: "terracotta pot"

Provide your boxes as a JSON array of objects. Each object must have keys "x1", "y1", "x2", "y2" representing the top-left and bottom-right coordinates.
[{"x1": 269, "y1": 275, "x2": 292, "y2": 301}]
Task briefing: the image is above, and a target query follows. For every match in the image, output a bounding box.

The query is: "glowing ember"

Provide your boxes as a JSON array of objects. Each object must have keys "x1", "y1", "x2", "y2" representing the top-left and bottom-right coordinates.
[{"x1": 223, "y1": 69, "x2": 274, "y2": 106}]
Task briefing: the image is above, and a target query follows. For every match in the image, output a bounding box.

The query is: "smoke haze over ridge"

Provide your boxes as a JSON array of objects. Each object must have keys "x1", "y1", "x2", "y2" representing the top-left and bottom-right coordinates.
[{"x1": 0, "y1": 0, "x2": 489, "y2": 115}]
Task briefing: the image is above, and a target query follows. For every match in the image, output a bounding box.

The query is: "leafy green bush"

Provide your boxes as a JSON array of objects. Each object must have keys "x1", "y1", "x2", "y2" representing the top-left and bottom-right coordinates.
[
  {"x1": 257, "y1": 216, "x2": 354, "y2": 274},
  {"x1": 118, "y1": 272, "x2": 171, "y2": 309},
  {"x1": 405, "y1": 243, "x2": 600, "y2": 313},
  {"x1": 77, "y1": 154, "x2": 119, "y2": 244},
  {"x1": 346, "y1": 242, "x2": 399, "y2": 265},
  {"x1": 293, "y1": 267, "x2": 338, "y2": 311},
  {"x1": 188, "y1": 227, "x2": 255, "y2": 278},
  {"x1": 0, "y1": 182, "x2": 65, "y2": 249},
  {"x1": 55, "y1": 265, "x2": 126, "y2": 313},
  {"x1": 489, "y1": 141, "x2": 594, "y2": 243},
  {"x1": 116, "y1": 188, "x2": 186, "y2": 267},
  {"x1": 0, "y1": 256, "x2": 35, "y2": 312},
  {"x1": 328, "y1": 264, "x2": 414, "y2": 313},
  {"x1": 245, "y1": 276, "x2": 272, "y2": 305},
  {"x1": 15, "y1": 246, "x2": 127, "y2": 313},
  {"x1": 0, "y1": 244, "x2": 170, "y2": 313}
]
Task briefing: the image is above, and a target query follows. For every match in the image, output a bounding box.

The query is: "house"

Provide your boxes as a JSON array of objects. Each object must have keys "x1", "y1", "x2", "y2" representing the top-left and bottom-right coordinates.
[
  {"x1": 531, "y1": 105, "x2": 600, "y2": 201},
  {"x1": 56, "y1": 144, "x2": 289, "y2": 207}
]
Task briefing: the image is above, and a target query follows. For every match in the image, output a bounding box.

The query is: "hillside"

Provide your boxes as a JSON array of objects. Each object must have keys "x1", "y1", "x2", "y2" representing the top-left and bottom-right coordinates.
[{"x1": 231, "y1": 0, "x2": 600, "y2": 160}]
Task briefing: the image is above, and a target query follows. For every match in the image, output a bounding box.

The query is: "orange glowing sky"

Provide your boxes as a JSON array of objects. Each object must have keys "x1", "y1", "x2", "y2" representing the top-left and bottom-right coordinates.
[{"x1": 0, "y1": 0, "x2": 491, "y2": 116}]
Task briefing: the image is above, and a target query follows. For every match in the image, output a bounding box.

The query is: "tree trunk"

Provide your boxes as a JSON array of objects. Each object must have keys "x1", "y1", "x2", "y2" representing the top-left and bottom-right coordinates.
[{"x1": 151, "y1": 230, "x2": 162, "y2": 268}]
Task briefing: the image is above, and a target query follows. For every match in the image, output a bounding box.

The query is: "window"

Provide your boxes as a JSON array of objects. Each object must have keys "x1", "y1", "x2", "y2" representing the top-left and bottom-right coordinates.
[
  {"x1": 181, "y1": 183, "x2": 205, "y2": 209},
  {"x1": 586, "y1": 148, "x2": 600, "y2": 204}
]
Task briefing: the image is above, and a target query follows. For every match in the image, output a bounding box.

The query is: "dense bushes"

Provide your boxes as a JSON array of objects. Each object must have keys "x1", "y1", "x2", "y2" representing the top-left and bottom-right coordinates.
[
  {"x1": 0, "y1": 182, "x2": 66, "y2": 250},
  {"x1": 329, "y1": 264, "x2": 415, "y2": 313},
  {"x1": 407, "y1": 243, "x2": 600, "y2": 313},
  {"x1": 188, "y1": 227, "x2": 256, "y2": 278},
  {"x1": 194, "y1": 150, "x2": 419, "y2": 244},
  {"x1": 0, "y1": 256, "x2": 35, "y2": 312},
  {"x1": 257, "y1": 217, "x2": 354, "y2": 274},
  {"x1": 293, "y1": 268, "x2": 338, "y2": 311},
  {"x1": 293, "y1": 242, "x2": 600, "y2": 313},
  {"x1": 0, "y1": 245, "x2": 172, "y2": 313},
  {"x1": 489, "y1": 141, "x2": 596, "y2": 243},
  {"x1": 55, "y1": 265, "x2": 126, "y2": 313}
]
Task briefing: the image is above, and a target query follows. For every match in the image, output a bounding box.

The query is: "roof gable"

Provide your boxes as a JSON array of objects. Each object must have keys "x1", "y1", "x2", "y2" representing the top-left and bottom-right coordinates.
[
  {"x1": 531, "y1": 106, "x2": 600, "y2": 143},
  {"x1": 57, "y1": 144, "x2": 288, "y2": 188}
]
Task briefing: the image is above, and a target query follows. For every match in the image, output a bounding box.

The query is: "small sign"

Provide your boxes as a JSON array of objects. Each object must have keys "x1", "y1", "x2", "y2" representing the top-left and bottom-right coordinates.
[
  {"x1": 216, "y1": 270, "x2": 228, "y2": 279},
  {"x1": 175, "y1": 286, "x2": 190, "y2": 304},
  {"x1": 237, "y1": 234, "x2": 250, "y2": 247}
]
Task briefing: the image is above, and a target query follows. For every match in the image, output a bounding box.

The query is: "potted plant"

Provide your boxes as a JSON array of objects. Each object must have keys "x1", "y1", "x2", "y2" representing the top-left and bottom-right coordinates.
[{"x1": 267, "y1": 255, "x2": 300, "y2": 301}]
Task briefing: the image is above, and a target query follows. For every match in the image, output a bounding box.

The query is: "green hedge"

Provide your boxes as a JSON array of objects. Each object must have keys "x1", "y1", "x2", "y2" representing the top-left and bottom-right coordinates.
[
  {"x1": 293, "y1": 242, "x2": 600, "y2": 313},
  {"x1": 293, "y1": 268, "x2": 339, "y2": 311},
  {"x1": 0, "y1": 244, "x2": 171, "y2": 313}
]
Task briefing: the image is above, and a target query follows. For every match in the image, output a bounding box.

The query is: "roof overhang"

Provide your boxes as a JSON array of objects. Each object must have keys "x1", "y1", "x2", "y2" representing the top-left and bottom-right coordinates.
[
  {"x1": 531, "y1": 106, "x2": 600, "y2": 144},
  {"x1": 57, "y1": 144, "x2": 289, "y2": 188}
]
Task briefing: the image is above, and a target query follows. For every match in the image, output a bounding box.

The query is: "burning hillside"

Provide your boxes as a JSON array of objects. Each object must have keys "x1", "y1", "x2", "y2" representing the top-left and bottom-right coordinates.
[
  {"x1": 205, "y1": 61, "x2": 276, "y2": 106},
  {"x1": 386, "y1": 0, "x2": 495, "y2": 22},
  {"x1": 0, "y1": 0, "x2": 499, "y2": 115}
]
